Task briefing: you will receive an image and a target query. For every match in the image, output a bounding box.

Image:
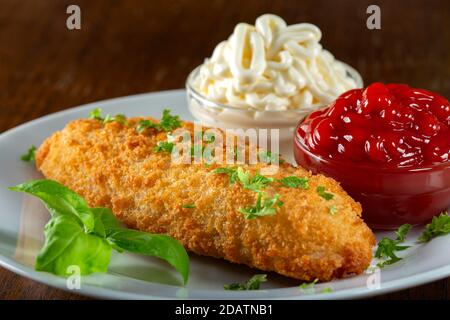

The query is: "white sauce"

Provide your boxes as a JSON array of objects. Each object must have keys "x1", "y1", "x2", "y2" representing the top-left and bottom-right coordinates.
[{"x1": 193, "y1": 14, "x2": 358, "y2": 111}]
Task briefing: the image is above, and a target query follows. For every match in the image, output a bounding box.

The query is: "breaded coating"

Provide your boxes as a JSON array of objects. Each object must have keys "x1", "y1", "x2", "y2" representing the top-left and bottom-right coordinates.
[{"x1": 36, "y1": 117, "x2": 375, "y2": 281}]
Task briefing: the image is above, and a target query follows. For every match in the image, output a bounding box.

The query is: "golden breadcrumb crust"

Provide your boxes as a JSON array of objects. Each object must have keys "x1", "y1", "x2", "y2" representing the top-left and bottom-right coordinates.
[{"x1": 36, "y1": 118, "x2": 375, "y2": 281}]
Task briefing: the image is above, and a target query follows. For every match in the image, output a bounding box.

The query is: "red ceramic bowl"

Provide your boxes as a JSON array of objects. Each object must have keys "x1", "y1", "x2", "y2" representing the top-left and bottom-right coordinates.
[{"x1": 294, "y1": 125, "x2": 450, "y2": 230}]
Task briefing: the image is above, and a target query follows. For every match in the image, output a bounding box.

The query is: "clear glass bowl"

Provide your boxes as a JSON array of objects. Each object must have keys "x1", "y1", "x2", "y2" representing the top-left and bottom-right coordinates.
[
  {"x1": 185, "y1": 63, "x2": 363, "y2": 142},
  {"x1": 293, "y1": 124, "x2": 450, "y2": 230}
]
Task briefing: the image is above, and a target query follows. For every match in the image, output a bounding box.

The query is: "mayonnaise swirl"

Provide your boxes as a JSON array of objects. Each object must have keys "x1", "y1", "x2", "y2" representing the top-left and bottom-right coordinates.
[{"x1": 193, "y1": 14, "x2": 358, "y2": 111}]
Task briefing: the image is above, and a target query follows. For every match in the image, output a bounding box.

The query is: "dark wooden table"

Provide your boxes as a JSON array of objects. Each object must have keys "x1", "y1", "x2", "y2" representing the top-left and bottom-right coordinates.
[{"x1": 1, "y1": 0, "x2": 449, "y2": 300}]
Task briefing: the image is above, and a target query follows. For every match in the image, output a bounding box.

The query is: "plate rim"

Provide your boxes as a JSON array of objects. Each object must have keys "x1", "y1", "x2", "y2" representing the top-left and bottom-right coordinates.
[
  {"x1": 0, "y1": 89, "x2": 185, "y2": 138},
  {"x1": 1, "y1": 89, "x2": 449, "y2": 300},
  {"x1": 2, "y1": 251, "x2": 450, "y2": 300}
]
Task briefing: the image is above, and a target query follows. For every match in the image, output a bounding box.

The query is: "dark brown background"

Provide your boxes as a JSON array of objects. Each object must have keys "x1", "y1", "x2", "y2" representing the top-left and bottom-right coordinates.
[{"x1": 0, "y1": 0, "x2": 449, "y2": 299}]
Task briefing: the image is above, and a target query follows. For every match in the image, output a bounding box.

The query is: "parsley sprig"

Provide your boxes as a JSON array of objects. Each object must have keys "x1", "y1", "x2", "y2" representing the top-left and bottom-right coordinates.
[
  {"x1": 88, "y1": 108, "x2": 128, "y2": 125},
  {"x1": 299, "y1": 279, "x2": 333, "y2": 294},
  {"x1": 137, "y1": 109, "x2": 181, "y2": 133},
  {"x1": 396, "y1": 223, "x2": 412, "y2": 242},
  {"x1": 418, "y1": 212, "x2": 450, "y2": 243},
  {"x1": 224, "y1": 274, "x2": 267, "y2": 291},
  {"x1": 21, "y1": 145, "x2": 37, "y2": 163},
  {"x1": 212, "y1": 167, "x2": 273, "y2": 193},
  {"x1": 103, "y1": 114, "x2": 127, "y2": 125},
  {"x1": 239, "y1": 193, "x2": 283, "y2": 219},
  {"x1": 88, "y1": 108, "x2": 103, "y2": 120},
  {"x1": 375, "y1": 224, "x2": 411, "y2": 268},
  {"x1": 279, "y1": 176, "x2": 309, "y2": 189},
  {"x1": 213, "y1": 168, "x2": 316, "y2": 219},
  {"x1": 372, "y1": 213, "x2": 450, "y2": 269},
  {"x1": 316, "y1": 186, "x2": 334, "y2": 200},
  {"x1": 299, "y1": 278, "x2": 318, "y2": 291},
  {"x1": 154, "y1": 141, "x2": 174, "y2": 153},
  {"x1": 212, "y1": 167, "x2": 239, "y2": 183},
  {"x1": 237, "y1": 168, "x2": 274, "y2": 192}
]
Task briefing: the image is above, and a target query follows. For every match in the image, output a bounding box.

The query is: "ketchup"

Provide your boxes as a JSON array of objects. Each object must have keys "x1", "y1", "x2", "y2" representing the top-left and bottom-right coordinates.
[
  {"x1": 297, "y1": 83, "x2": 450, "y2": 168},
  {"x1": 294, "y1": 83, "x2": 450, "y2": 229}
]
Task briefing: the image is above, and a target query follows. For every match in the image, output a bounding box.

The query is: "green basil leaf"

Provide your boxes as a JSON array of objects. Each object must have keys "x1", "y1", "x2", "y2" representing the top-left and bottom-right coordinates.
[
  {"x1": 10, "y1": 180, "x2": 95, "y2": 232},
  {"x1": 106, "y1": 229, "x2": 189, "y2": 284},
  {"x1": 36, "y1": 215, "x2": 112, "y2": 275},
  {"x1": 92, "y1": 207, "x2": 121, "y2": 236}
]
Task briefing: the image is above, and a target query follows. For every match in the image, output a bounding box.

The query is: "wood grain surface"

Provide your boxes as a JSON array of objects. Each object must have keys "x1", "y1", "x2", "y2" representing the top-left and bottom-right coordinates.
[{"x1": 0, "y1": 0, "x2": 449, "y2": 300}]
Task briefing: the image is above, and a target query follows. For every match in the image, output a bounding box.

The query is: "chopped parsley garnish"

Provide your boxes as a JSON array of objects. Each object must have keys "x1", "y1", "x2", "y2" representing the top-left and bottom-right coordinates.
[
  {"x1": 182, "y1": 204, "x2": 196, "y2": 209},
  {"x1": 375, "y1": 224, "x2": 411, "y2": 268},
  {"x1": 224, "y1": 274, "x2": 267, "y2": 291},
  {"x1": 158, "y1": 109, "x2": 181, "y2": 131},
  {"x1": 246, "y1": 173, "x2": 274, "y2": 192},
  {"x1": 375, "y1": 239, "x2": 408, "y2": 267},
  {"x1": 212, "y1": 167, "x2": 282, "y2": 218},
  {"x1": 329, "y1": 205, "x2": 338, "y2": 215},
  {"x1": 299, "y1": 278, "x2": 318, "y2": 291},
  {"x1": 88, "y1": 108, "x2": 128, "y2": 125},
  {"x1": 279, "y1": 176, "x2": 309, "y2": 189},
  {"x1": 212, "y1": 167, "x2": 239, "y2": 184},
  {"x1": 239, "y1": 193, "x2": 283, "y2": 219},
  {"x1": 237, "y1": 168, "x2": 274, "y2": 192},
  {"x1": 321, "y1": 287, "x2": 333, "y2": 294},
  {"x1": 395, "y1": 223, "x2": 412, "y2": 242},
  {"x1": 212, "y1": 167, "x2": 273, "y2": 192},
  {"x1": 316, "y1": 186, "x2": 334, "y2": 200},
  {"x1": 137, "y1": 109, "x2": 181, "y2": 133},
  {"x1": 136, "y1": 120, "x2": 158, "y2": 133},
  {"x1": 418, "y1": 212, "x2": 450, "y2": 243},
  {"x1": 299, "y1": 279, "x2": 332, "y2": 294},
  {"x1": 88, "y1": 108, "x2": 103, "y2": 120},
  {"x1": 235, "y1": 167, "x2": 251, "y2": 186},
  {"x1": 21, "y1": 145, "x2": 36, "y2": 162},
  {"x1": 153, "y1": 141, "x2": 174, "y2": 153},
  {"x1": 103, "y1": 114, "x2": 127, "y2": 125}
]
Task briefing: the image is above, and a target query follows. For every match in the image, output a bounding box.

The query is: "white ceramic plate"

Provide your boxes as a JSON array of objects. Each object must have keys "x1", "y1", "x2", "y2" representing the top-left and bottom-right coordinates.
[{"x1": 1, "y1": 89, "x2": 449, "y2": 300}]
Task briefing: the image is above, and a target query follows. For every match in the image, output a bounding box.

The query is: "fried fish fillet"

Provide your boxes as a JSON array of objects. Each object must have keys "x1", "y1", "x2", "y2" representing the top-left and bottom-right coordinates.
[{"x1": 36, "y1": 117, "x2": 375, "y2": 281}]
